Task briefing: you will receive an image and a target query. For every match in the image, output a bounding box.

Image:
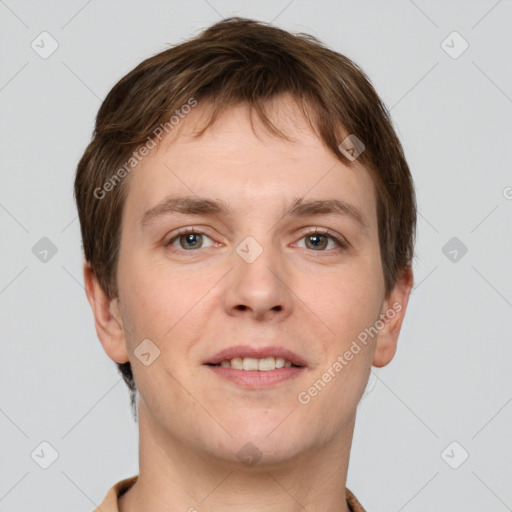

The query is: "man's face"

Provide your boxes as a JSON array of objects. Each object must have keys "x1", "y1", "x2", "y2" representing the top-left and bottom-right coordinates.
[{"x1": 111, "y1": 96, "x2": 401, "y2": 464}]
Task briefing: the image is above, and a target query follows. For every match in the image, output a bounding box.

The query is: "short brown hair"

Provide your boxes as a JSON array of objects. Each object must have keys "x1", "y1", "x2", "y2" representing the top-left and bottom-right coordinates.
[{"x1": 74, "y1": 17, "x2": 416, "y2": 416}]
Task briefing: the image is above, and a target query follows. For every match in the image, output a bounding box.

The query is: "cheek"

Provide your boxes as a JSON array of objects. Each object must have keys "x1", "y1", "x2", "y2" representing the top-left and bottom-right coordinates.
[
  {"x1": 118, "y1": 255, "x2": 217, "y2": 345},
  {"x1": 307, "y1": 262, "x2": 383, "y2": 337},
  {"x1": 299, "y1": 264, "x2": 382, "y2": 398}
]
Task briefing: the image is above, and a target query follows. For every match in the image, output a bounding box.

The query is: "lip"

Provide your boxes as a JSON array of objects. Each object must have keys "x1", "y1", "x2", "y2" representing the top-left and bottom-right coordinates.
[
  {"x1": 203, "y1": 345, "x2": 308, "y2": 367},
  {"x1": 205, "y1": 365, "x2": 305, "y2": 389}
]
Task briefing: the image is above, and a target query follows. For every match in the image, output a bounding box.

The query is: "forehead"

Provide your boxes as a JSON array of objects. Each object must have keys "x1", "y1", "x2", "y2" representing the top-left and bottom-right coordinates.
[{"x1": 122, "y1": 97, "x2": 377, "y2": 229}]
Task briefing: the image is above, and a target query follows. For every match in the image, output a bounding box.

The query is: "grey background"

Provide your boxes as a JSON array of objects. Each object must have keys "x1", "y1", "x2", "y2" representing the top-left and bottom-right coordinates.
[{"x1": 1, "y1": 1, "x2": 511, "y2": 511}]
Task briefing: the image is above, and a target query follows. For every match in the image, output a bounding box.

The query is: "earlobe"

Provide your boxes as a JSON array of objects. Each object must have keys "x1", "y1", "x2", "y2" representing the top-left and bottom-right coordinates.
[
  {"x1": 372, "y1": 265, "x2": 414, "y2": 368},
  {"x1": 83, "y1": 262, "x2": 130, "y2": 364}
]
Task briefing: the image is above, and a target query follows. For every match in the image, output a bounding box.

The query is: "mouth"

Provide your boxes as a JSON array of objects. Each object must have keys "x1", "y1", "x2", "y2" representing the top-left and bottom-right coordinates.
[
  {"x1": 206, "y1": 356, "x2": 302, "y2": 371},
  {"x1": 203, "y1": 345, "x2": 307, "y2": 368},
  {"x1": 203, "y1": 345, "x2": 307, "y2": 389}
]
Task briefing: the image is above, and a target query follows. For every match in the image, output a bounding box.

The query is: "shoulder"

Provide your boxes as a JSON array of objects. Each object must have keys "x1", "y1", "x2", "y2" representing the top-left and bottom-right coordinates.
[
  {"x1": 92, "y1": 475, "x2": 138, "y2": 512},
  {"x1": 346, "y1": 487, "x2": 367, "y2": 512}
]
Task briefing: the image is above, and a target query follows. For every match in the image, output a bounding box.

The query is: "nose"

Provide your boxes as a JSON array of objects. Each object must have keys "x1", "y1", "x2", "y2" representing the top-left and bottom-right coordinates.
[{"x1": 221, "y1": 240, "x2": 294, "y2": 322}]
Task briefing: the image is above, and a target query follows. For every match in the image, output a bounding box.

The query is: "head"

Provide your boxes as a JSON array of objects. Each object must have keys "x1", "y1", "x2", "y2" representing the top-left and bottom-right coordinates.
[{"x1": 75, "y1": 17, "x2": 416, "y2": 462}]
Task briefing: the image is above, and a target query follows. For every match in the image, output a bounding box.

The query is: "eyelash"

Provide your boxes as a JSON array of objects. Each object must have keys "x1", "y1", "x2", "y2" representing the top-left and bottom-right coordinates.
[{"x1": 164, "y1": 227, "x2": 349, "y2": 254}]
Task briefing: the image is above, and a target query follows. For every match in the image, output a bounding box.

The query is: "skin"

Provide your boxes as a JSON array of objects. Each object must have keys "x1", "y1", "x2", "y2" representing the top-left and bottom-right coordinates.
[{"x1": 84, "y1": 94, "x2": 413, "y2": 512}]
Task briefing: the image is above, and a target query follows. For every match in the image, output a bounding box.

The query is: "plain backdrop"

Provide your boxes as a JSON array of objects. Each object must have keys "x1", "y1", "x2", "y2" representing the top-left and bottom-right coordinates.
[{"x1": 1, "y1": 1, "x2": 511, "y2": 511}]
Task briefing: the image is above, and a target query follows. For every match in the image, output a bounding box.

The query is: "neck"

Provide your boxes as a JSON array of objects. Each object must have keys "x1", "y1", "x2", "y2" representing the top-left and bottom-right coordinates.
[{"x1": 118, "y1": 403, "x2": 355, "y2": 512}]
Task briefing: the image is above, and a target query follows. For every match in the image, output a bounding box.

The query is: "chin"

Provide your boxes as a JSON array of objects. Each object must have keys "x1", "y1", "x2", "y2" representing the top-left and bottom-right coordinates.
[
  {"x1": 213, "y1": 439, "x2": 309, "y2": 470},
  {"x1": 222, "y1": 410, "x2": 299, "y2": 440},
  {"x1": 216, "y1": 421, "x2": 310, "y2": 462}
]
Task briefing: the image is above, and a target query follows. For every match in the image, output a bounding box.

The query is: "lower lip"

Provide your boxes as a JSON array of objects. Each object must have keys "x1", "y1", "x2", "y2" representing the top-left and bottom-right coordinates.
[{"x1": 204, "y1": 365, "x2": 305, "y2": 388}]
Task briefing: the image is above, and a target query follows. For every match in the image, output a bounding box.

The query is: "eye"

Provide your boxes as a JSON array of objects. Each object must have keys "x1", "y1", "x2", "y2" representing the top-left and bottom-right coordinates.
[
  {"x1": 164, "y1": 227, "x2": 348, "y2": 254},
  {"x1": 166, "y1": 228, "x2": 215, "y2": 251},
  {"x1": 295, "y1": 228, "x2": 348, "y2": 251}
]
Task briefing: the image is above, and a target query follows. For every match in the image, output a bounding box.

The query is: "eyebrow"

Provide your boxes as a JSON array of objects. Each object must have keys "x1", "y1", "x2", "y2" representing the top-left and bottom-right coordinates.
[{"x1": 141, "y1": 195, "x2": 369, "y2": 232}]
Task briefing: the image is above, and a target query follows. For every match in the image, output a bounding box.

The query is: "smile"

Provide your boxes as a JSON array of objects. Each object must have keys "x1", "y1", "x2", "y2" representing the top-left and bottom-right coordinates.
[{"x1": 209, "y1": 356, "x2": 300, "y2": 371}]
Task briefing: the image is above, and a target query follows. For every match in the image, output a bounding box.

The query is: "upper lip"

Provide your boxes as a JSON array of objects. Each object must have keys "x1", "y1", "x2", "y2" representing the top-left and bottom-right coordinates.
[{"x1": 204, "y1": 345, "x2": 307, "y2": 367}]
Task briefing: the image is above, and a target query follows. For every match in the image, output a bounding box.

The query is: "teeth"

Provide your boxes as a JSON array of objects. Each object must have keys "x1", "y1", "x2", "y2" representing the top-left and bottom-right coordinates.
[
  {"x1": 231, "y1": 357, "x2": 243, "y2": 370},
  {"x1": 258, "y1": 357, "x2": 275, "y2": 371},
  {"x1": 217, "y1": 356, "x2": 297, "y2": 371},
  {"x1": 243, "y1": 357, "x2": 259, "y2": 371}
]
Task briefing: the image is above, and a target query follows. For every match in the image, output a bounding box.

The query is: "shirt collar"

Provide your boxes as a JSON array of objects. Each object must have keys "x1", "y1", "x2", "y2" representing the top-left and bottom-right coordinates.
[{"x1": 94, "y1": 475, "x2": 367, "y2": 512}]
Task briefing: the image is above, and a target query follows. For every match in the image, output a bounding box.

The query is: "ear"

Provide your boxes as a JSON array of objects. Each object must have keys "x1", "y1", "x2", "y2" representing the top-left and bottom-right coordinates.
[
  {"x1": 372, "y1": 265, "x2": 414, "y2": 368},
  {"x1": 83, "y1": 262, "x2": 130, "y2": 364}
]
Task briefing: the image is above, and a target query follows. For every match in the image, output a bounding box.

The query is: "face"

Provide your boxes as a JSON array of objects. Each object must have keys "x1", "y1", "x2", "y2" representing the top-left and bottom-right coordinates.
[{"x1": 89, "y1": 95, "x2": 412, "y2": 467}]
